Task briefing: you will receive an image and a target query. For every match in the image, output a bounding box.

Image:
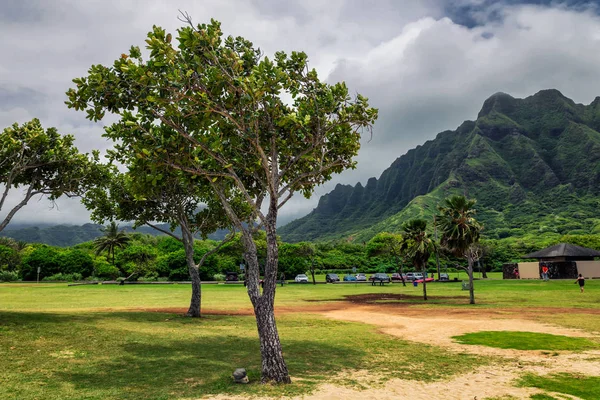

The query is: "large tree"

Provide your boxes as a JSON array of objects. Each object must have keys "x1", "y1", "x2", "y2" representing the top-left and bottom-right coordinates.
[
  {"x1": 400, "y1": 219, "x2": 435, "y2": 300},
  {"x1": 66, "y1": 17, "x2": 377, "y2": 383},
  {"x1": 83, "y1": 167, "x2": 237, "y2": 317},
  {"x1": 0, "y1": 119, "x2": 105, "y2": 232},
  {"x1": 437, "y1": 195, "x2": 482, "y2": 305}
]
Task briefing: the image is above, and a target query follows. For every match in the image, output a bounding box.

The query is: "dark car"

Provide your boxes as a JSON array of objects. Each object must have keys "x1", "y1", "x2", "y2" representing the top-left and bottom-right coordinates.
[
  {"x1": 370, "y1": 273, "x2": 391, "y2": 285},
  {"x1": 225, "y1": 271, "x2": 239, "y2": 281},
  {"x1": 391, "y1": 273, "x2": 407, "y2": 281},
  {"x1": 326, "y1": 273, "x2": 340, "y2": 283}
]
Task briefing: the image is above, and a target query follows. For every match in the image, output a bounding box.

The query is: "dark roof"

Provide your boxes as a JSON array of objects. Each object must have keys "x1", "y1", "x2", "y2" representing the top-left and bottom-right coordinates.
[{"x1": 523, "y1": 243, "x2": 600, "y2": 259}]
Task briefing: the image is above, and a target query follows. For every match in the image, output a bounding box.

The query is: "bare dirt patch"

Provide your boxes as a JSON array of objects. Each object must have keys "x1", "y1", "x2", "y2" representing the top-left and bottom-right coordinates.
[{"x1": 202, "y1": 295, "x2": 600, "y2": 400}]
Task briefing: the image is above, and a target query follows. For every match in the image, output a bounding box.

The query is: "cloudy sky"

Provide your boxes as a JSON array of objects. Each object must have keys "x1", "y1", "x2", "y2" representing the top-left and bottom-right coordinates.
[{"x1": 2, "y1": 0, "x2": 600, "y2": 227}]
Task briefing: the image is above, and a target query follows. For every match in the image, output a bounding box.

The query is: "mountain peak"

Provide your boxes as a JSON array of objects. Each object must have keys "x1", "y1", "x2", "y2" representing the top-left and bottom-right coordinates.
[
  {"x1": 532, "y1": 88, "x2": 566, "y2": 99},
  {"x1": 477, "y1": 92, "x2": 516, "y2": 118}
]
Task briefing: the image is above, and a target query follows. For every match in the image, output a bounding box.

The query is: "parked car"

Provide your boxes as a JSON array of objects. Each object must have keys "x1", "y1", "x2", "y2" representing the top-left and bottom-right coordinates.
[
  {"x1": 413, "y1": 272, "x2": 424, "y2": 281},
  {"x1": 370, "y1": 273, "x2": 391, "y2": 284},
  {"x1": 439, "y1": 273, "x2": 450, "y2": 281},
  {"x1": 326, "y1": 273, "x2": 340, "y2": 283},
  {"x1": 405, "y1": 272, "x2": 416, "y2": 281},
  {"x1": 355, "y1": 273, "x2": 367, "y2": 281},
  {"x1": 225, "y1": 271, "x2": 239, "y2": 281},
  {"x1": 343, "y1": 274, "x2": 357, "y2": 281},
  {"x1": 294, "y1": 274, "x2": 309, "y2": 283},
  {"x1": 391, "y1": 273, "x2": 407, "y2": 281}
]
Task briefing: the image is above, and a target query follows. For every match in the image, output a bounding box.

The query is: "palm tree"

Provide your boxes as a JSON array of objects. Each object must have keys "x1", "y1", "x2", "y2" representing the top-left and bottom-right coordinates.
[
  {"x1": 401, "y1": 219, "x2": 436, "y2": 300},
  {"x1": 93, "y1": 222, "x2": 131, "y2": 266},
  {"x1": 436, "y1": 195, "x2": 482, "y2": 305}
]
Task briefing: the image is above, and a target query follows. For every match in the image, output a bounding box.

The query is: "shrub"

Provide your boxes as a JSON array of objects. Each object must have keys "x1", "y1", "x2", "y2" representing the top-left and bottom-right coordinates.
[
  {"x1": 21, "y1": 246, "x2": 62, "y2": 280},
  {"x1": 213, "y1": 273, "x2": 226, "y2": 281},
  {"x1": 0, "y1": 245, "x2": 21, "y2": 272},
  {"x1": 138, "y1": 273, "x2": 159, "y2": 282},
  {"x1": 94, "y1": 259, "x2": 120, "y2": 279},
  {"x1": 168, "y1": 267, "x2": 189, "y2": 281},
  {"x1": 0, "y1": 270, "x2": 18, "y2": 282},
  {"x1": 42, "y1": 273, "x2": 82, "y2": 282},
  {"x1": 59, "y1": 249, "x2": 94, "y2": 277}
]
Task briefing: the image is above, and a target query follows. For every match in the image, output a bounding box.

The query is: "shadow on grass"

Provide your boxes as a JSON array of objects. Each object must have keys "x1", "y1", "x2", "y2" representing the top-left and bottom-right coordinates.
[{"x1": 0, "y1": 311, "x2": 364, "y2": 399}]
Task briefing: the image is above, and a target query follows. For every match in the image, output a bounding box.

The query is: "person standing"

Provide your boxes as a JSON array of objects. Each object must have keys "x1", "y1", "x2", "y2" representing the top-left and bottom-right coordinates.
[
  {"x1": 575, "y1": 274, "x2": 585, "y2": 293},
  {"x1": 541, "y1": 264, "x2": 549, "y2": 281}
]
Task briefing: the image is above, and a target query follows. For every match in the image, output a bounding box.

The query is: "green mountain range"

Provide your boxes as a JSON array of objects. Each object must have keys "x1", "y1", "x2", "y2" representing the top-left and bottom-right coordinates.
[
  {"x1": 279, "y1": 89, "x2": 600, "y2": 243},
  {"x1": 0, "y1": 223, "x2": 228, "y2": 247}
]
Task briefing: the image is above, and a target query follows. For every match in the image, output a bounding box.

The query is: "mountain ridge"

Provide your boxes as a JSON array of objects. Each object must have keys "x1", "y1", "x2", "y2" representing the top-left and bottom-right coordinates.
[
  {"x1": 279, "y1": 89, "x2": 600, "y2": 242},
  {"x1": 0, "y1": 223, "x2": 229, "y2": 247}
]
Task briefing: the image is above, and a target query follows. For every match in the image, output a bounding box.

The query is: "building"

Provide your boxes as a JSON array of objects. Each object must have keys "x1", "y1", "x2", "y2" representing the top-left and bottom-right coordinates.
[{"x1": 510, "y1": 243, "x2": 600, "y2": 279}]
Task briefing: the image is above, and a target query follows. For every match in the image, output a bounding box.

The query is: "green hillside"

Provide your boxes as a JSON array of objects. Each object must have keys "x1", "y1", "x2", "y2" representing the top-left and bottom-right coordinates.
[
  {"x1": 280, "y1": 89, "x2": 600, "y2": 242},
  {"x1": 0, "y1": 224, "x2": 228, "y2": 247}
]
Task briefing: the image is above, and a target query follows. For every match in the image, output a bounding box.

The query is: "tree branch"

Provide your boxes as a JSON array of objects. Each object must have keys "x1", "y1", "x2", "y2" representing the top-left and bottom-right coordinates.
[
  {"x1": 0, "y1": 185, "x2": 39, "y2": 232},
  {"x1": 198, "y1": 229, "x2": 236, "y2": 266},
  {"x1": 145, "y1": 222, "x2": 182, "y2": 241}
]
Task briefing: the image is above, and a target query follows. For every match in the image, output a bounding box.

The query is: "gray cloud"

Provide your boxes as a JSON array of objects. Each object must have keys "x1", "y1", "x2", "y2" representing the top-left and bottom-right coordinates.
[
  {"x1": 2, "y1": 1, "x2": 600, "y2": 228},
  {"x1": 325, "y1": 5, "x2": 600, "y2": 189}
]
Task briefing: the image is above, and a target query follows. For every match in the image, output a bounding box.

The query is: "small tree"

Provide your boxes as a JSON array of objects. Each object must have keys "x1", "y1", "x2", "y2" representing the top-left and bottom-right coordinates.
[
  {"x1": 367, "y1": 232, "x2": 407, "y2": 286},
  {"x1": 437, "y1": 195, "x2": 482, "y2": 305},
  {"x1": 66, "y1": 17, "x2": 377, "y2": 383},
  {"x1": 400, "y1": 219, "x2": 435, "y2": 300},
  {"x1": 295, "y1": 242, "x2": 318, "y2": 284},
  {"x1": 0, "y1": 119, "x2": 105, "y2": 233},
  {"x1": 84, "y1": 168, "x2": 237, "y2": 317},
  {"x1": 93, "y1": 222, "x2": 131, "y2": 266}
]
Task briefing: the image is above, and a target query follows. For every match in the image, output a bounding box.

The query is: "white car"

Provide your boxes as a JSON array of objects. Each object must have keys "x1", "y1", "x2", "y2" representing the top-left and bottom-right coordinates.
[{"x1": 294, "y1": 274, "x2": 309, "y2": 283}]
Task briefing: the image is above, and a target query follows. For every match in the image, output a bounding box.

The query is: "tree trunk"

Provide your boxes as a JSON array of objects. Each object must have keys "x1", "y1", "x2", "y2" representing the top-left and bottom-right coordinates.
[
  {"x1": 254, "y1": 298, "x2": 291, "y2": 383},
  {"x1": 480, "y1": 260, "x2": 488, "y2": 279},
  {"x1": 310, "y1": 263, "x2": 316, "y2": 285},
  {"x1": 468, "y1": 257, "x2": 475, "y2": 305},
  {"x1": 181, "y1": 218, "x2": 201, "y2": 318},
  {"x1": 396, "y1": 256, "x2": 406, "y2": 287},
  {"x1": 422, "y1": 265, "x2": 427, "y2": 301},
  {"x1": 240, "y1": 204, "x2": 291, "y2": 384},
  {"x1": 186, "y1": 265, "x2": 201, "y2": 317}
]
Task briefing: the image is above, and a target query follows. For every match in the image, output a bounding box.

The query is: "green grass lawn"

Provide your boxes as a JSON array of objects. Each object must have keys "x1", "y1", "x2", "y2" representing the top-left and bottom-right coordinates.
[
  {"x1": 0, "y1": 310, "x2": 485, "y2": 399},
  {"x1": 452, "y1": 331, "x2": 600, "y2": 351},
  {"x1": 1, "y1": 279, "x2": 599, "y2": 399},
  {"x1": 1, "y1": 278, "x2": 598, "y2": 312},
  {"x1": 519, "y1": 373, "x2": 600, "y2": 400}
]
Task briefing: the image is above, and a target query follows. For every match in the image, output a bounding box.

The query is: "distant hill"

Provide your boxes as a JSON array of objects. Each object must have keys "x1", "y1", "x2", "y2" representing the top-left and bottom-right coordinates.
[
  {"x1": 279, "y1": 89, "x2": 600, "y2": 242},
  {"x1": 0, "y1": 223, "x2": 229, "y2": 247}
]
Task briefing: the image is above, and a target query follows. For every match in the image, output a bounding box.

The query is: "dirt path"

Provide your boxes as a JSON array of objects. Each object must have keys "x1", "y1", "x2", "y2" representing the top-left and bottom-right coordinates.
[{"x1": 202, "y1": 300, "x2": 600, "y2": 400}]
